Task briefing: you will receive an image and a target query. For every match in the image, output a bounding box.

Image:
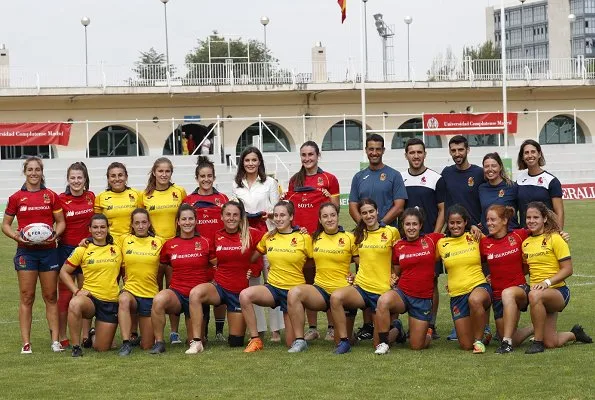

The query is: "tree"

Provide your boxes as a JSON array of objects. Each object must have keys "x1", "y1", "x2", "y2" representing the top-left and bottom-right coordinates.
[
  {"x1": 463, "y1": 40, "x2": 501, "y2": 60},
  {"x1": 427, "y1": 47, "x2": 459, "y2": 81},
  {"x1": 463, "y1": 41, "x2": 501, "y2": 80},
  {"x1": 131, "y1": 47, "x2": 176, "y2": 86},
  {"x1": 185, "y1": 31, "x2": 276, "y2": 64}
]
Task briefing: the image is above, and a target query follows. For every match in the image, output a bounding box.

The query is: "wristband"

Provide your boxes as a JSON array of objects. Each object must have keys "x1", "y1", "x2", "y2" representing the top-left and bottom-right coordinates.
[
  {"x1": 544, "y1": 279, "x2": 552, "y2": 287},
  {"x1": 75, "y1": 289, "x2": 81, "y2": 296}
]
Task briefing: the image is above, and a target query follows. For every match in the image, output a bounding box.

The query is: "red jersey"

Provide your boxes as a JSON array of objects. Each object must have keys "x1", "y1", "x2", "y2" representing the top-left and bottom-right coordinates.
[
  {"x1": 286, "y1": 169, "x2": 340, "y2": 233},
  {"x1": 59, "y1": 191, "x2": 95, "y2": 246},
  {"x1": 6, "y1": 186, "x2": 62, "y2": 249},
  {"x1": 480, "y1": 229, "x2": 528, "y2": 299},
  {"x1": 213, "y1": 228, "x2": 264, "y2": 293},
  {"x1": 392, "y1": 233, "x2": 443, "y2": 299},
  {"x1": 160, "y1": 235, "x2": 214, "y2": 296},
  {"x1": 183, "y1": 189, "x2": 228, "y2": 243}
]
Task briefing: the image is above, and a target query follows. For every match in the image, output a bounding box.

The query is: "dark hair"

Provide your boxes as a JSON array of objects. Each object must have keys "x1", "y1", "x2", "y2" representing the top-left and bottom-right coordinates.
[
  {"x1": 23, "y1": 156, "x2": 45, "y2": 186},
  {"x1": 195, "y1": 155, "x2": 215, "y2": 179},
  {"x1": 526, "y1": 201, "x2": 561, "y2": 235},
  {"x1": 486, "y1": 204, "x2": 516, "y2": 226},
  {"x1": 445, "y1": 204, "x2": 470, "y2": 236},
  {"x1": 235, "y1": 146, "x2": 267, "y2": 188},
  {"x1": 145, "y1": 157, "x2": 173, "y2": 195},
  {"x1": 89, "y1": 213, "x2": 114, "y2": 244},
  {"x1": 517, "y1": 139, "x2": 546, "y2": 170},
  {"x1": 106, "y1": 162, "x2": 128, "y2": 190},
  {"x1": 129, "y1": 208, "x2": 156, "y2": 236},
  {"x1": 221, "y1": 200, "x2": 251, "y2": 253},
  {"x1": 175, "y1": 203, "x2": 198, "y2": 237},
  {"x1": 353, "y1": 198, "x2": 378, "y2": 245},
  {"x1": 483, "y1": 152, "x2": 512, "y2": 185},
  {"x1": 65, "y1": 161, "x2": 90, "y2": 193},
  {"x1": 312, "y1": 202, "x2": 340, "y2": 241},
  {"x1": 269, "y1": 200, "x2": 295, "y2": 236},
  {"x1": 366, "y1": 134, "x2": 384, "y2": 148},
  {"x1": 404, "y1": 138, "x2": 426, "y2": 153},
  {"x1": 400, "y1": 207, "x2": 425, "y2": 232},
  {"x1": 291, "y1": 141, "x2": 320, "y2": 188},
  {"x1": 448, "y1": 135, "x2": 469, "y2": 149}
]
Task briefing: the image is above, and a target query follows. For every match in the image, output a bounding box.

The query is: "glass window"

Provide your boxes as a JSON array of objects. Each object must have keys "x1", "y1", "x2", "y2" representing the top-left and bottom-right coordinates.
[
  {"x1": 0, "y1": 145, "x2": 52, "y2": 160},
  {"x1": 463, "y1": 134, "x2": 504, "y2": 147},
  {"x1": 88, "y1": 125, "x2": 144, "y2": 157},
  {"x1": 322, "y1": 120, "x2": 364, "y2": 151},
  {"x1": 539, "y1": 115, "x2": 586, "y2": 144},
  {"x1": 236, "y1": 122, "x2": 291, "y2": 155},
  {"x1": 586, "y1": 0, "x2": 595, "y2": 14},
  {"x1": 587, "y1": 17, "x2": 595, "y2": 33},
  {"x1": 391, "y1": 118, "x2": 442, "y2": 149}
]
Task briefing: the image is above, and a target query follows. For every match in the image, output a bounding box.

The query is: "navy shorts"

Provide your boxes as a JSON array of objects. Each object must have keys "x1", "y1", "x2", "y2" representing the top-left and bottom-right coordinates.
[
  {"x1": 493, "y1": 284, "x2": 529, "y2": 320},
  {"x1": 91, "y1": 296, "x2": 118, "y2": 324},
  {"x1": 135, "y1": 296, "x2": 153, "y2": 317},
  {"x1": 450, "y1": 283, "x2": 493, "y2": 321},
  {"x1": 556, "y1": 285, "x2": 571, "y2": 310},
  {"x1": 265, "y1": 284, "x2": 289, "y2": 312},
  {"x1": 313, "y1": 285, "x2": 356, "y2": 317},
  {"x1": 171, "y1": 288, "x2": 209, "y2": 319},
  {"x1": 58, "y1": 245, "x2": 82, "y2": 274},
  {"x1": 14, "y1": 247, "x2": 59, "y2": 273},
  {"x1": 394, "y1": 287, "x2": 433, "y2": 322},
  {"x1": 213, "y1": 282, "x2": 242, "y2": 313},
  {"x1": 354, "y1": 286, "x2": 381, "y2": 313}
]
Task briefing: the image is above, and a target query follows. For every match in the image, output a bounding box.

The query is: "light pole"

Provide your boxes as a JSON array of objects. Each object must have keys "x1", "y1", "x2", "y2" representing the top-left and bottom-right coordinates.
[
  {"x1": 569, "y1": 13, "x2": 576, "y2": 57},
  {"x1": 500, "y1": 0, "x2": 509, "y2": 156},
  {"x1": 80, "y1": 17, "x2": 90, "y2": 86},
  {"x1": 520, "y1": 0, "x2": 526, "y2": 58},
  {"x1": 260, "y1": 16, "x2": 270, "y2": 55},
  {"x1": 160, "y1": 0, "x2": 171, "y2": 80},
  {"x1": 363, "y1": 0, "x2": 369, "y2": 79},
  {"x1": 404, "y1": 16, "x2": 413, "y2": 81},
  {"x1": 374, "y1": 13, "x2": 395, "y2": 81}
]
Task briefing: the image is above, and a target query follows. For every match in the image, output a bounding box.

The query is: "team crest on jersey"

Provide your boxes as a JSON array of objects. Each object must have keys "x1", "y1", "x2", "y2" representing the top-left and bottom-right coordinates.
[
  {"x1": 317, "y1": 176, "x2": 324, "y2": 186},
  {"x1": 151, "y1": 240, "x2": 158, "y2": 250},
  {"x1": 85, "y1": 194, "x2": 93, "y2": 205},
  {"x1": 380, "y1": 232, "x2": 388, "y2": 241},
  {"x1": 214, "y1": 198, "x2": 221, "y2": 206},
  {"x1": 498, "y1": 189, "x2": 505, "y2": 198},
  {"x1": 129, "y1": 193, "x2": 136, "y2": 202},
  {"x1": 17, "y1": 256, "x2": 27, "y2": 269},
  {"x1": 538, "y1": 177, "x2": 544, "y2": 185},
  {"x1": 195, "y1": 241, "x2": 202, "y2": 251},
  {"x1": 467, "y1": 177, "x2": 474, "y2": 187},
  {"x1": 110, "y1": 247, "x2": 116, "y2": 256},
  {"x1": 421, "y1": 176, "x2": 427, "y2": 184},
  {"x1": 172, "y1": 192, "x2": 179, "y2": 200},
  {"x1": 290, "y1": 238, "x2": 298, "y2": 247},
  {"x1": 338, "y1": 238, "x2": 345, "y2": 247},
  {"x1": 421, "y1": 238, "x2": 428, "y2": 249},
  {"x1": 508, "y1": 236, "x2": 517, "y2": 247},
  {"x1": 43, "y1": 193, "x2": 51, "y2": 204},
  {"x1": 465, "y1": 235, "x2": 474, "y2": 245},
  {"x1": 541, "y1": 238, "x2": 548, "y2": 248},
  {"x1": 380, "y1": 173, "x2": 386, "y2": 181}
]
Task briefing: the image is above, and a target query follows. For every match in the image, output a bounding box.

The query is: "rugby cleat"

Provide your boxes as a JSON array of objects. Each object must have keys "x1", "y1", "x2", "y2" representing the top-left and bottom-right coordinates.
[
  {"x1": 243, "y1": 338, "x2": 264, "y2": 353},
  {"x1": 571, "y1": 325, "x2": 593, "y2": 344},
  {"x1": 185, "y1": 340, "x2": 204, "y2": 354},
  {"x1": 374, "y1": 343, "x2": 390, "y2": 355},
  {"x1": 304, "y1": 328, "x2": 320, "y2": 341},
  {"x1": 149, "y1": 341, "x2": 166, "y2": 354},
  {"x1": 472, "y1": 340, "x2": 486, "y2": 354},
  {"x1": 525, "y1": 341, "x2": 545, "y2": 354},
  {"x1": 495, "y1": 341, "x2": 513, "y2": 354},
  {"x1": 287, "y1": 339, "x2": 308, "y2": 353},
  {"x1": 334, "y1": 340, "x2": 351, "y2": 354},
  {"x1": 21, "y1": 343, "x2": 32, "y2": 355}
]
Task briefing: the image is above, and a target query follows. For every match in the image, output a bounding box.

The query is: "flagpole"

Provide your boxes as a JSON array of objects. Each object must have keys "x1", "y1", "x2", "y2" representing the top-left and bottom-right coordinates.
[
  {"x1": 360, "y1": 0, "x2": 367, "y2": 160},
  {"x1": 500, "y1": 0, "x2": 508, "y2": 157}
]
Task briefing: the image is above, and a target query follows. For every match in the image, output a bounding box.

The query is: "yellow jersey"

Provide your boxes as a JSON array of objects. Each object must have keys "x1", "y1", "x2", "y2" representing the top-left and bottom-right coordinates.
[
  {"x1": 141, "y1": 184, "x2": 187, "y2": 240},
  {"x1": 66, "y1": 243, "x2": 122, "y2": 302},
  {"x1": 257, "y1": 228, "x2": 313, "y2": 290},
  {"x1": 354, "y1": 225, "x2": 400, "y2": 294},
  {"x1": 119, "y1": 234, "x2": 165, "y2": 298},
  {"x1": 438, "y1": 234, "x2": 486, "y2": 297},
  {"x1": 313, "y1": 229, "x2": 358, "y2": 293},
  {"x1": 94, "y1": 188, "x2": 141, "y2": 239},
  {"x1": 522, "y1": 233, "x2": 570, "y2": 288}
]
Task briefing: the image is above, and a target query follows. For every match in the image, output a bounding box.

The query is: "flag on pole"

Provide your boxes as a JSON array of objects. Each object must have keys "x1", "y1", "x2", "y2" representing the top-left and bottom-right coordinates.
[{"x1": 337, "y1": 0, "x2": 347, "y2": 23}]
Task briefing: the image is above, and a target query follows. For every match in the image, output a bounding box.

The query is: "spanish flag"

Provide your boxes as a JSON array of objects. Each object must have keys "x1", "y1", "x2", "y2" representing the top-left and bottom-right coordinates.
[{"x1": 338, "y1": 0, "x2": 346, "y2": 23}]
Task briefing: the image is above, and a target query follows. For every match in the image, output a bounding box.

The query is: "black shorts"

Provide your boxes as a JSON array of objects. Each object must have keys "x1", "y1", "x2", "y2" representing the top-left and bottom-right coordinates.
[
  {"x1": 171, "y1": 288, "x2": 209, "y2": 319},
  {"x1": 313, "y1": 284, "x2": 356, "y2": 317},
  {"x1": 213, "y1": 282, "x2": 242, "y2": 313},
  {"x1": 492, "y1": 284, "x2": 529, "y2": 320},
  {"x1": 91, "y1": 296, "x2": 118, "y2": 324},
  {"x1": 265, "y1": 284, "x2": 289, "y2": 312}
]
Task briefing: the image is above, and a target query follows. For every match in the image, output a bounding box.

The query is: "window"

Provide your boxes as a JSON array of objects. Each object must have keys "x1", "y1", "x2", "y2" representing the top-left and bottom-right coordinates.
[
  {"x1": 88, "y1": 125, "x2": 144, "y2": 157},
  {"x1": 509, "y1": 10, "x2": 521, "y2": 26},
  {"x1": 463, "y1": 134, "x2": 505, "y2": 147},
  {"x1": 236, "y1": 122, "x2": 291, "y2": 155},
  {"x1": 586, "y1": 0, "x2": 595, "y2": 14},
  {"x1": 539, "y1": 115, "x2": 586, "y2": 144},
  {"x1": 533, "y1": 5, "x2": 546, "y2": 22},
  {"x1": 522, "y1": 6, "x2": 532, "y2": 24},
  {"x1": 587, "y1": 17, "x2": 595, "y2": 33},
  {"x1": 390, "y1": 118, "x2": 442, "y2": 149},
  {"x1": 0, "y1": 145, "x2": 53, "y2": 160},
  {"x1": 322, "y1": 120, "x2": 364, "y2": 151}
]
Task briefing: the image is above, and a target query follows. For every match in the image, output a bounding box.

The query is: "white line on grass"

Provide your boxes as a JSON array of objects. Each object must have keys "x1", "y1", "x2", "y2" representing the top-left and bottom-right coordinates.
[
  {"x1": 0, "y1": 319, "x2": 43, "y2": 324},
  {"x1": 571, "y1": 282, "x2": 595, "y2": 287},
  {"x1": 574, "y1": 274, "x2": 595, "y2": 278}
]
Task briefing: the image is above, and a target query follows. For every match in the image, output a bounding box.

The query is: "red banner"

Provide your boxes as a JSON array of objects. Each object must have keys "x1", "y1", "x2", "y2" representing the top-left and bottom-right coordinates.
[
  {"x1": 423, "y1": 113, "x2": 518, "y2": 136},
  {"x1": 0, "y1": 123, "x2": 71, "y2": 146},
  {"x1": 562, "y1": 183, "x2": 595, "y2": 200}
]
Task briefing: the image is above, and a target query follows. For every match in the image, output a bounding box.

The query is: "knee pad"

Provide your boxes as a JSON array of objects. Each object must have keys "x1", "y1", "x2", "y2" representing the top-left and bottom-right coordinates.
[{"x1": 228, "y1": 335, "x2": 245, "y2": 347}]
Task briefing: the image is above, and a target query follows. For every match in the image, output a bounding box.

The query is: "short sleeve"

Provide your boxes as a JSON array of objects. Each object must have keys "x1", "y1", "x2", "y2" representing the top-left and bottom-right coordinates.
[
  {"x1": 50, "y1": 190, "x2": 62, "y2": 213},
  {"x1": 5, "y1": 193, "x2": 17, "y2": 216},
  {"x1": 256, "y1": 233, "x2": 270, "y2": 254},
  {"x1": 303, "y1": 234, "x2": 313, "y2": 258},
  {"x1": 549, "y1": 177, "x2": 563, "y2": 198},
  {"x1": 94, "y1": 192, "x2": 102, "y2": 213},
  {"x1": 348, "y1": 173, "x2": 360, "y2": 203},
  {"x1": 66, "y1": 246, "x2": 85, "y2": 268},
  {"x1": 435, "y1": 176, "x2": 446, "y2": 204},
  {"x1": 179, "y1": 185, "x2": 188, "y2": 201},
  {"x1": 250, "y1": 228, "x2": 265, "y2": 250},
  {"x1": 207, "y1": 238, "x2": 216, "y2": 260},
  {"x1": 392, "y1": 171, "x2": 408, "y2": 201},
  {"x1": 392, "y1": 242, "x2": 401, "y2": 265},
  {"x1": 134, "y1": 189, "x2": 142, "y2": 208},
  {"x1": 328, "y1": 174, "x2": 340, "y2": 196},
  {"x1": 159, "y1": 242, "x2": 170, "y2": 264},
  {"x1": 390, "y1": 226, "x2": 401, "y2": 244},
  {"x1": 551, "y1": 234, "x2": 571, "y2": 261}
]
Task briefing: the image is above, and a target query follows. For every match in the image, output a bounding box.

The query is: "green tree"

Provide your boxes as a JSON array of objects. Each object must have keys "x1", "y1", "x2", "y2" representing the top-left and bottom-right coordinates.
[
  {"x1": 463, "y1": 40, "x2": 501, "y2": 59},
  {"x1": 185, "y1": 31, "x2": 276, "y2": 64},
  {"x1": 463, "y1": 41, "x2": 501, "y2": 80},
  {"x1": 131, "y1": 47, "x2": 176, "y2": 86},
  {"x1": 427, "y1": 47, "x2": 459, "y2": 81}
]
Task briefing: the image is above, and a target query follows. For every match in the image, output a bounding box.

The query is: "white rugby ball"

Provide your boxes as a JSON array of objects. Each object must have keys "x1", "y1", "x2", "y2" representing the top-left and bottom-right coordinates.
[{"x1": 21, "y1": 223, "x2": 54, "y2": 243}]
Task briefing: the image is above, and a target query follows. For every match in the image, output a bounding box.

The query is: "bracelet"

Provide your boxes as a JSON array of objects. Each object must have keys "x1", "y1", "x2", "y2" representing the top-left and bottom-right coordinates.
[
  {"x1": 544, "y1": 279, "x2": 552, "y2": 287},
  {"x1": 74, "y1": 289, "x2": 81, "y2": 296}
]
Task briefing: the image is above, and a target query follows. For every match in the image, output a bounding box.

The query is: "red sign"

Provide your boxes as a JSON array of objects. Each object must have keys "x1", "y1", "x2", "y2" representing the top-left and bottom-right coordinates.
[
  {"x1": 562, "y1": 183, "x2": 595, "y2": 200},
  {"x1": 0, "y1": 123, "x2": 71, "y2": 146},
  {"x1": 423, "y1": 113, "x2": 518, "y2": 135}
]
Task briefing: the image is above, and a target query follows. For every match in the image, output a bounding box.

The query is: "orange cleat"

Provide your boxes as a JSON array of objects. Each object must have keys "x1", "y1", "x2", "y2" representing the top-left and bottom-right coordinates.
[{"x1": 243, "y1": 337, "x2": 264, "y2": 353}]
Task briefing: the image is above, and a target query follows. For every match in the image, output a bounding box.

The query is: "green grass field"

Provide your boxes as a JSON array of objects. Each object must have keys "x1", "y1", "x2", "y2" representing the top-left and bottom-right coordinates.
[{"x1": 0, "y1": 202, "x2": 593, "y2": 400}]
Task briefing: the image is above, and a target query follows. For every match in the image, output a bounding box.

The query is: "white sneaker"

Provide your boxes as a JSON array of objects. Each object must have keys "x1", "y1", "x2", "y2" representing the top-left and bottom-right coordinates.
[
  {"x1": 185, "y1": 340, "x2": 204, "y2": 354},
  {"x1": 21, "y1": 343, "x2": 32, "y2": 354},
  {"x1": 374, "y1": 343, "x2": 390, "y2": 355},
  {"x1": 304, "y1": 328, "x2": 320, "y2": 341},
  {"x1": 287, "y1": 339, "x2": 308, "y2": 353},
  {"x1": 325, "y1": 327, "x2": 335, "y2": 341},
  {"x1": 51, "y1": 341, "x2": 64, "y2": 352}
]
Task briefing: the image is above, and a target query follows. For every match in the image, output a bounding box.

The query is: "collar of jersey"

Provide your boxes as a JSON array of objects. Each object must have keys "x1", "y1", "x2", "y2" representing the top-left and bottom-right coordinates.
[
  {"x1": 324, "y1": 226, "x2": 345, "y2": 234},
  {"x1": 108, "y1": 186, "x2": 131, "y2": 193},
  {"x1": 191, "y1": 187, "x2": 220, "y2": 195},
  {"x1": 407, "y1": 167, "x2": 428, "y2": 177},
  {"x1": 292, "y1": 186, "x2": 316, "y2": 192},
  {"x1": 21, "y1": 184, "x2": 46, "y2": 191},
  {"x1": 277, "y1": 226, "x2": 301, "y2": 234},
  {"x1": 192, "y1": 200, "x2": 219, "y2": 209},
  {"x1": 154, "y1": 183, "x2": 174, "y2": 192},
  {"x1": 367, "y1": 222, "x2": 386, "y2": 232}
]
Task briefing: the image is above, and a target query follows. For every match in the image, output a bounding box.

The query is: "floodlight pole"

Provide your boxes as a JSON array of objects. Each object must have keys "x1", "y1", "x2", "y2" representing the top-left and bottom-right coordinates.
[
  {"x1": 501, "y1": 0, "x2": 509, "y2": 157},
  {"x1": 360, "y1": 0, "x2": 368, "y2": 156}
]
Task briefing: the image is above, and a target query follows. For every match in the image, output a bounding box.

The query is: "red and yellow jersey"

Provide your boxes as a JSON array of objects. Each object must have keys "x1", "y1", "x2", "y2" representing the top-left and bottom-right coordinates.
[
  {"x1": 312, "y1": 229, "x2": 357, "y2": 294},
  {"x1": 286, "y1": 169, "x2": 340, "y2": 233},
  {"x1": 354, "y1": 225, "x2": 400, "y2": 294},
  {"x1": 119, "y1": 234, "x2": 165, "y2": 298},
  {"x1": 438, "y1": 233, "x2": 486, "y2": 297},
  {"x1": 66, "y1": 243, "x2": 122, "y2": 302},
  {"x1": 94, "y1": 188, "x2": 141, "y2": 240},
  {"x1": 393, "y1": 233, "x2": 443, "y2": 299},
  {"x1": 256, "y1": 228, "x2": 313, "y2": 290},
  {"x1": 160, "y1": 235, "x2": 214, "y2": 296},
  {"x1": 480, "y1": 229, "x2": 528, "y2": 299},
  {"x1": 141, "y1": 184, "x2": 187, "y2": 240},
  {"x1": 59, "y1": 191, "x2": 95, "y2": 246},
  {"x1": 183, "y1": 189, "x2": 229, "y2": 243},
  {"x1": 6, "y1": 186, "x2": 62, "y2": 249},
  {"x1": 213, "y1": 228, "x2": 264, "y2": 293},
  {"x1": 522, "y1": 233, "x2": 570, "y2": 288}
]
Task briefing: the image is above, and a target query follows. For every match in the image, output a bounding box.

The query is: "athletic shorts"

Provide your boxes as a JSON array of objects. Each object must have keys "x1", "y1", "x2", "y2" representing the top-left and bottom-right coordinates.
[
  {"x1": 265, "y1": 284, "x2": 289, "y2": 312},
  {"x1": 313, "y1": 285, "x2": 356, "y2": 317},
  {"x1": 58, "y1": 245, "x2": 82, "y2": 274},
  {"x1": 493, "y1": 284, "x2": 529, "y2": 320},
  {"x1": 14, "y1": 247, "x2": 59, "y2": 273},
  {"x1": 394, "y1": 287, "x2": 433, "y2": 322},
  {"x1": 450, "y1": 283, "x2": 493, "y2": 321},
  {"x1": 134, "y1": 296, "x2": 153, "y2": 317},
  {"x1": 354, "y1": 286, "x2": 381, "y2": 313},
  {"x1": 171, "y1": 288, "x2": 209, "y2": 319},
  {"x1": 556, "y1": 285, "x2": 571, "y2": 310},
  {"x1": 213, "y1": 282, "x2": 242, "y2": 313},
  {"x1": 91, "y1": 296, "x2": 118, "y2": 324}
]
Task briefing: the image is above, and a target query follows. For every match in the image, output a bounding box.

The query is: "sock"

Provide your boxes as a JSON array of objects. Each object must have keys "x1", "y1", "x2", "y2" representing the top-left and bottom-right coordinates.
[
  {"x1": 328, "y1": 325, "x2": 334, "y2": 329},
  {"x1": 430, "y1": 314, "x2": 437, "y2": 326},
  {"x1": 192, "y1": 337, "x2": 201, "y2": 342},
  {"x1": 296, "y1": 337, "x2": 304, "y2": 341},
  {"x1": 502, "y1": 337, "x2": 512, "y2": 345},
  {"x1": 363, "y1": 322, "x2": 373, "y2": 330},
  {"x1": 378, "y1": 332, "x2": 389, "y2": 344},
  {"x1": 130, "y1": 332, "x2": 138, "y2": 338},
  {"x1": 340, "y1": 337, "x2": 349, "y2": 342},
  {"x1": 309, "y1": 325, "x2": 317, "y2": 330},
  {"x1": 123, "y1": 340, "x2": 130, "y2": 345},
  {"x1": 215, "y1": 318, "x2": 225, "y2": 334},
  {"x1": 251, "y1": 336, "x2": 260, "y2": 340}
]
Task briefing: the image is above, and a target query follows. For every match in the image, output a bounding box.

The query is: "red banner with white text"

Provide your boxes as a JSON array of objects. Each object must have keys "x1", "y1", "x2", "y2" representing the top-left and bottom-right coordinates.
[
  {"x1": 423, "y1": 113, "x2": 518, "y2": 135},
  {"x1": 562, "y1": 183, "x2": 595, "y2": 200},
  {"x1": 0, "y1": 123, "x2": 71, "y2": 146}
]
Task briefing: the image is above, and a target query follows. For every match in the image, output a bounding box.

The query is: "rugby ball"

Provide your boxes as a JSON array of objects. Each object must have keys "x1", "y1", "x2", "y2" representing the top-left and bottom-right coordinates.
[{"x1": 21, "y1": 223, "x2": 54, "y2": 243}]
